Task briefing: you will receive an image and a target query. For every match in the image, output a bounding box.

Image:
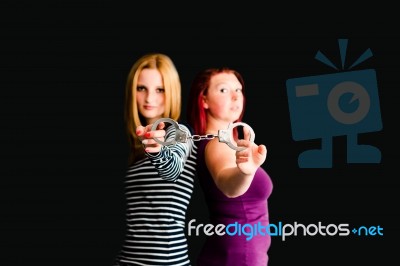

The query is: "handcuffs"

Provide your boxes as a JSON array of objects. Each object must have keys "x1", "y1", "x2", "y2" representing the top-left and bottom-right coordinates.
[{"x1": 150, "y1": 118, "x2": 255, "y2": 151}]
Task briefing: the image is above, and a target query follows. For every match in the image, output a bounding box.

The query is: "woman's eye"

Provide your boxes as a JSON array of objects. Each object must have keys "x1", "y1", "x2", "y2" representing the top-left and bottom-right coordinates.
[
  {"x1": 137, "y1": 86, "x2": 146, "y2": 91},
  {"x1": 219, "y1": 88, "x2": 228, "y2": 93},
  {"x1": 156, "y1": 88, "x2": 165, "y2": 93}
]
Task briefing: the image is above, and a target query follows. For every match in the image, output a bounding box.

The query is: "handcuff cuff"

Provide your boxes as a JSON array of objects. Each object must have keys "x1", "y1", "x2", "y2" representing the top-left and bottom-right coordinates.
[{"x1": 150, "y1": 118, "x2": 255, "y2": 151}]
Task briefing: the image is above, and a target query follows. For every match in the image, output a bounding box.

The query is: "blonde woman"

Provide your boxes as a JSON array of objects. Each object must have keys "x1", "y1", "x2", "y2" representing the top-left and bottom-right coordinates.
[{"x1": 114, "y1": 53, "x2": 197, "y2": 266}]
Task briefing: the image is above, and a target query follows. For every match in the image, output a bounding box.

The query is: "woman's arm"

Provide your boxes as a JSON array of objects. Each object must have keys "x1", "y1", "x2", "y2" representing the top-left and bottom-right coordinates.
[{"x1": 146, "y1": 124, "x2": 193, "y2": 182}]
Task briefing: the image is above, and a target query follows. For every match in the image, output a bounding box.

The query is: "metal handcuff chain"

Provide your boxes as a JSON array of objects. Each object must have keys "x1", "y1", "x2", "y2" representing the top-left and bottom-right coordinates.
[{"x1": 150, "y1": 118, "x2": 255, "y2": 151}]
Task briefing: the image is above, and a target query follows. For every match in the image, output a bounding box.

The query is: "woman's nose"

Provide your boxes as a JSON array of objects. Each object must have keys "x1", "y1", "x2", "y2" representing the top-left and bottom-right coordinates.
[
  {"x1": 232, "y1": 91, "x2": 239, "y2": 100},
  {"x1": 145, "y1": 91, "x2": 155, "y2": 102}
]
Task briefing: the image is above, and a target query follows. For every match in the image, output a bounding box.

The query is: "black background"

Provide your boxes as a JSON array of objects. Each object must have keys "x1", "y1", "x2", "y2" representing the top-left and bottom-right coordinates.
[{"x1": 1, "y1": 2, "x2": 399, "y2": 266}]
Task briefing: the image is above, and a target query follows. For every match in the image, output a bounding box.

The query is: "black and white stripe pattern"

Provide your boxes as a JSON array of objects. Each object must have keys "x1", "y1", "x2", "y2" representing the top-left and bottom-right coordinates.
[{"x1": 115, "y1": 124, "x2": 197, "y2": 266}]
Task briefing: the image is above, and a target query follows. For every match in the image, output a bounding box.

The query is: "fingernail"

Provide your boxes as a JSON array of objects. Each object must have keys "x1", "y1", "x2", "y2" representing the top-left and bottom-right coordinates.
[
  {"x1": 145, "y1": 132, "x2": 151, "y2": 138},
  {"x1": 136, "y1": 129, "x2": 141, "y2": 134}
]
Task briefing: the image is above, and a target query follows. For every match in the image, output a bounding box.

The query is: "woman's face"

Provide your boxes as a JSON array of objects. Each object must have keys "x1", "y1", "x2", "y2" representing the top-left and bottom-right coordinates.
[
  {"x1": 136, "y1": 68, "x2": 165, "y2": 124},
  {"x1": 203, "y1": 72, "x2": 243, "y2": 123}
]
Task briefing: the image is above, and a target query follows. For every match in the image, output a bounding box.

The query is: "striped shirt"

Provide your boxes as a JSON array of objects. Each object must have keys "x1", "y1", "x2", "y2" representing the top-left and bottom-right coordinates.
[{"x1": 114, "y1": 124, "x2": 197, "y2": 266}]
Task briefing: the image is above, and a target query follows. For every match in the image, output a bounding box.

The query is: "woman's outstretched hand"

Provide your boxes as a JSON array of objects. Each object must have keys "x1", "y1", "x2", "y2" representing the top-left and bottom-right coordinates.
[
  {"x1": 235, "y1": 126, "x2": 267, "y2": 175},
  {"x1": 235, "y1": 140, "x2": 267, "y2": 175},
  {"x1": 136, "y1": 122, "x2": 166, "y2": 153}
]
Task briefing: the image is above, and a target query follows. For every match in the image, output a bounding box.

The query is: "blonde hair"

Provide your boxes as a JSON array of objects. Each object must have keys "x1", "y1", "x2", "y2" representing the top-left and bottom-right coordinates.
[{"x1": 125, "y1": 53, "x2": 181, "y2": 164}]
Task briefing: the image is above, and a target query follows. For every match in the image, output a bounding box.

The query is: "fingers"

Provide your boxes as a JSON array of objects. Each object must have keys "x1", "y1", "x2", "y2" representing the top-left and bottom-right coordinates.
[
  {"x1": 141, "y1": 138, "x2": 161, "y2": 145},
  {"x1": 156, "y1": 121, "x2": 165, "y2": 130},
  {"x1": 136, "y1": 122, "x2": 166, "y2": 153},
  {"x1": 143, "y1": 145, "x2": 161, "y2": 153},
  {"x1": 258, "y1": 144, "x2": 267, "y2": 157},
  {"x1": 236, "y1": 157, "x2": 249, "y2": 164},
  {"x1": 236, "y1": 139, "x2": 251, "y2": 149},
  {"x1": 136, "y1": 123, "x2": 166, "y2": 139},
  {"x1": 236, "y1": 141, "x2": 267, "y2": 162},
  {"x1": 235, "y1": 139, "x2": 251, "y2": 162},
  {"x1": 142, "y1": 135, "x2": 163, "y2": 153},
  {"x1": 236, "y1": 139, "x2": 267, "y2": 155},
  {"x1": 136, "y1": 125, "x2": 146, "y2": 140}
]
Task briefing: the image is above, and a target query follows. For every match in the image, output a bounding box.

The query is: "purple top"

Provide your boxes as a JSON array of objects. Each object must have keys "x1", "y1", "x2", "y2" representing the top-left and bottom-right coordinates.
[{"x1": 196, "y1": 139, "x2": 273, "y2": 266}]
